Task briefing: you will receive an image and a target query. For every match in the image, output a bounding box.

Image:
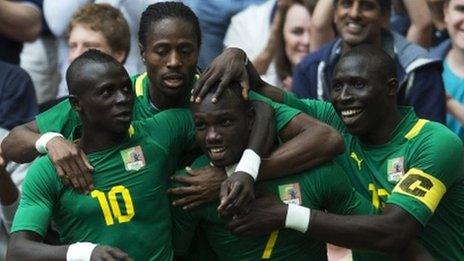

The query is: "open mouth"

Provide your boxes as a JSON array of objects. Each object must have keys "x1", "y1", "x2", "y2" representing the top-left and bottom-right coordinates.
[
  {"x1": 162, "y1": 74, "x2": 184, "y2": 89},
  {"x1": 114, "y1": 111, "x2": 132, "y2": 121},
  {"x1": 208, "y1": 146, "x2": 227, "y2": 161},
  {"x1": 339, "y1": 108, "x2": 364, "y2": 125},
  {"x1": 346, "y1": 22, "x2": 364, "y2": 33}
]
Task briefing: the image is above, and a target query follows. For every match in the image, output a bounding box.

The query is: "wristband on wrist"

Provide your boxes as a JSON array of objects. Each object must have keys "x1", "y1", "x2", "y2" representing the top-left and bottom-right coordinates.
[
  {"x1": 285, "y1": 204, "x2": 310, "y2": 233},
  {"x1": 234, "y1": 149, "x2": 261, "y2": 181},
  {"x1": 35, "y1": 132, "x2": 64, "y2": 154},
  {"x1": 66, "y1": 242, "x2": 97, "y2": 261}
]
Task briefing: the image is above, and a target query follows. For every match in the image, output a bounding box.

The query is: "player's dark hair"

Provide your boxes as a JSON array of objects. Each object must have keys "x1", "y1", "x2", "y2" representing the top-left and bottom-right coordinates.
[
  {"x1": 138, "y1": 2, "x2": 201, "y2": 48},
  {"x1": 66, "y1": 49, "x2": 121, "y2": 95},
  {"x1": 339, "y1": 44, "x2": 396, "y2": 82},
  {"x1": 333, "y1": 0, "x2": 391, "y2": 14},
  {"x1": 200, "y1": 81, "x2": 251, "y2": 110}
]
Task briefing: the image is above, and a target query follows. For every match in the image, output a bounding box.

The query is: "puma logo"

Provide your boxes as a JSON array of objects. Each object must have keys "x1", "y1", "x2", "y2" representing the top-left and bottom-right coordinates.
[{"x1": 350, "y1": 152, "x2": 363, "y2": 170}]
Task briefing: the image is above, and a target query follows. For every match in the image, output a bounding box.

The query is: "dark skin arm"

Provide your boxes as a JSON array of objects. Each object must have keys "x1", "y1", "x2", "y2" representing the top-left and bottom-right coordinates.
[
  {"x1": 229, "y1": 201, "x2": 430, "y2": 257},
  {"x1": 8, "y1": 231, "x2": 132, "y2": 261},
  {"x1": 0, "y1": 148, "x2": 18, "y2": 207},
  {"x1": 1, "y1": 120, "x2": 94, "y2": 194}
]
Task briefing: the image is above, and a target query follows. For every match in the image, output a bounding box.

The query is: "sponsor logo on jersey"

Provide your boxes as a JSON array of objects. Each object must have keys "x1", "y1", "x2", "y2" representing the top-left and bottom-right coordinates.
[
  {"x1": 350, "y1": 152, "x2": 363, "y2": 170},
  {"x1": 387, "y1": 157, "x2": 404, "y2": 184},
  {"x1": 278, "y1": 183, "x2": 301, "y2": 205},
  {"x1": 120, "y1": 145, "x2": 146, "y2": 171}
]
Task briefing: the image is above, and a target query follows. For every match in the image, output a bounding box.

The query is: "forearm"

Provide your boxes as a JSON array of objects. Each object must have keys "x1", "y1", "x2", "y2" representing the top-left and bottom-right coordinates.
[
  {"x1": 308, "y1": 209, "x2": 416, "y2": 253},
  {"x1": 0, "y1": 169, "x2": 19, "y2": 207},
  {"x1": 2, "y1": 122, "x2": 41, "y2": 163},
  {"x1": 309, "y1": 0, "x2": 336, "y2": 52},
  {"x1": 447, "y1": 98, "x2": 464, "y2": 125},
  {"x1": 248, "y1": 101, "x2": 275, "y2": 157},
  {"x1": 8, "y1": 232, "x2": 68, "y2": 261},
  {"x1": 404, "y1": 0, "x2": 433, "y2": 48},
  {"x1": 259, "y1": 123, "x2": 343, "y2": 179},
  {"x1": 0, "y1": 1, "x2": 41, "y2": 42}
]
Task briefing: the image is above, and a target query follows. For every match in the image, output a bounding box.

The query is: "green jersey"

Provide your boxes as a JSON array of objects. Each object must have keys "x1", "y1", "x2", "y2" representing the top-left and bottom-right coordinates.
[
  {"x1": 283, "y1": 92, "x2": 464, "y2": 260},
  {"x1": 12, "y1": 109, "x2": 196, "y2": 261},
  {"x1": 172, "y1": 155, "x2": 375, "y2": 261}
]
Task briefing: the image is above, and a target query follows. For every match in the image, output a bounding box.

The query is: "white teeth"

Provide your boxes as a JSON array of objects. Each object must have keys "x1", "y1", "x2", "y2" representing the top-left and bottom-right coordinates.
[
  {"x1": 341, "y1": 109, "x2": 362, "y2": 117},
  {"x1": 210, "y1": 147, "x2": 225, "y2": 153},
  {"x1": 347, "y1": 22, "x2": 362, "y2": 29}
]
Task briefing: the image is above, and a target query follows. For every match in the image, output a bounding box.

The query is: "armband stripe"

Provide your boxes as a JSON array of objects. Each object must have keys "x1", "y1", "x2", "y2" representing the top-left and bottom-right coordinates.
[
  {"x1": 404, "y1": 119, "x2": 429, "y2": 140},
  {"x1": 392, "y1": 168, "x2": 446, "y2": 213},
  {"x1": 135, "y1": 72, "x2": 147, "y2": 97}
]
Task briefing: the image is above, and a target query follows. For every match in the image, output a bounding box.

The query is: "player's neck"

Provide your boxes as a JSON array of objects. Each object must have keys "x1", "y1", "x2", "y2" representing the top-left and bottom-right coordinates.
[
  {"x1": 149, "y1": 84, "x2": 188, "y2": 111},
  {"x1": 359, "y1": 108, "x2": 402, "y2": 146},
  {"x1": 79, "y1": 126, "x2": 127, "y2": 154}
]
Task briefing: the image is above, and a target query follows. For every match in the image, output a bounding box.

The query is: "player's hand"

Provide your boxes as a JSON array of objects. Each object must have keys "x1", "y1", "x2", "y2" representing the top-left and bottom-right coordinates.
[
  {"x1": 168, "y1": 165, "x2": 227, "y2": 210},
  {"x1": 46, "y1": 136, "x2": 94, "y2": 194},
  {"x1": 217, "y1": 171, "x2": 255, "y2": 217},
  {"x1": 228, "y1": 193, "x2": 286, "y2": 236},
  {"x1": 90, "y1": 245, "x2": 132, "y2": 261},
  {"x1": 191, "y1": 47, "x2": 250, "y2": 103}
]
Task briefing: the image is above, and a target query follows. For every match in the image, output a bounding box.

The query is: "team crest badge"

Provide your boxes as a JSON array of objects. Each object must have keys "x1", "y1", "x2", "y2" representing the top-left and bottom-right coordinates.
[
  {"x1": 278, "y1": 183, "x2": 302, "y2": 205},
  {"x1": 387, "y1": 157, "x2": 404, "y2": 183},
  {"x1": 120, "y1": 145, "x2": 146, "y2": 171}
]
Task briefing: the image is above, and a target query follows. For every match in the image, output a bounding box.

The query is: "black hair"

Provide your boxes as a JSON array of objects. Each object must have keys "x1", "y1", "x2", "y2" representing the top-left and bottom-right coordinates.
[
  {"x1": 66, "y1": 49, "x2": 122, "y2": 95},
  {"x1": 338, "y1": 44, "x2": 396, "y2": 81},
  {"x1": 197, "y1": 81, "x2": 250, "y2": 109},
  {"x1": 138, "y1": 2, "x2": 201, "y2": 48},
  {"x1": 333, "y1": 0, "x2": 391, "y2": 14}
]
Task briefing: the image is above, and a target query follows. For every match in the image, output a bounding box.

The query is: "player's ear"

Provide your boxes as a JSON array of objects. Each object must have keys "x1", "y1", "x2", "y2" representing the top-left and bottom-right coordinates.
[
  {"x1": 387, "y1": 78, "x2": 399, "y2": 96},
  {"x1": 69, "y1": 94, "x2": 82, "y2": 113}
]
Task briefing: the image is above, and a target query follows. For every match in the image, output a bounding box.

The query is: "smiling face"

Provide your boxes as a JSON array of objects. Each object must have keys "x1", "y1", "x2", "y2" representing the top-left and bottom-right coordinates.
[
  {"x1": 140, "y1": 17, "x2": 199, "y2": 99},
  {"x1": 74, "y1": 62, "x2": 134, "y2": 135},
  {"x1": 191, "y1": 89, "x2": 253, "y2": 167},
  {"x1": 334, "y1": 0, "x2": 386, "y2": 49},
  {"x1": 445, "y1": 0, "x2": 464, "y2": 51},
  {"x1": 283, "y1": 3, "x2": 311, "y2": 66},
  {"x1": 331, "y1": 55, "x2": 392, "y2": 137}
]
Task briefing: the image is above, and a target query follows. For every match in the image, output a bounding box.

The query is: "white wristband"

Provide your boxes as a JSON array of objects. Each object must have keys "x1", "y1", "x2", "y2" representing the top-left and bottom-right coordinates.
[
  {"x1": 285, "y1": 204, "x2": 310, "y2": 233},
  {"x1": 66, "y1": 242, "x2": 98, "y2": 261},
  {"x1": 35, "y1": 132, "x2": 64, "y2": 154},
  {"x1": 234, "y1": 149, "x2": 261, "y2": 181}
]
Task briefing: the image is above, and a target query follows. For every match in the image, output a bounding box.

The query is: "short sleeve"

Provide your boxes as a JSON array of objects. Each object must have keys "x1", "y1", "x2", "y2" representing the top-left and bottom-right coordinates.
[
  {"x1": 35, "y1": 99, "x2": 81, "y2": 138},
  {"x1": 137, "y1": 108, "x2": 196, "y2": 157},
  {"x1": 11, "y1": 157, "x2": 60, "y2": 237},
  {"x1": 249, "y1": 91, "x2": 300, "y2": 132},
  {"x1": 283, "y1": 91, "x2": 345, "y2": 132},
  {"x1": 387, "y1": 124, "x2": 464, "y2": 226}
]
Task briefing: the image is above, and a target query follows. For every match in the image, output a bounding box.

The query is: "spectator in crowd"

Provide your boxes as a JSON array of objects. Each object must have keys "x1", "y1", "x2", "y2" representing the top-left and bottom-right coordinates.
[
  {"x1": 426, "y1": 0, "x2": 450, "y2": 46},
  {"x1": 390, "y1": 0, "x2": 433, "y2": 48},
  {"x1": 0, "y1": 0, "x2": 42, "y2": 65},
  {"x1": 43, "y1": 0, "x2": 158, "y2": 98},
  {"x1": 252, "y1": 0, "x2": 313, "y2": 90},
  {"x1": 0, "y1": 61, "x2": 38, "y2": 130},
  {"x1": 292, "y1": 0, "x2": 447, "y2": 124},
  {"x1": 430, "y1": 0, "x2": 464, "y2": 140},
  {"x1": 184, "y1": 0, "x2": 266, "y2": 69}
]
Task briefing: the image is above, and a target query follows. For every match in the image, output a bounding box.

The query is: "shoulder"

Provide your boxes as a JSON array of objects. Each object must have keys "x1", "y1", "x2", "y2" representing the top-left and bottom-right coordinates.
[
  {"x1": 25, "y1": 156, "x2": 58, "y2": 185},
  {"x1": 296, "y1": 41, "x2": 337, "y2": 72},
  {"x1": 0, "y1": 61, "x2": 32, "y2": 83}
]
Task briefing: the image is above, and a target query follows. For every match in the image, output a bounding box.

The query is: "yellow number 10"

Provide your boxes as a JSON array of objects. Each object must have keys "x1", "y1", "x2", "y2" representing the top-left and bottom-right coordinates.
[{"x1": 91, "y1": 185, "x2": 135, "y2": 226}]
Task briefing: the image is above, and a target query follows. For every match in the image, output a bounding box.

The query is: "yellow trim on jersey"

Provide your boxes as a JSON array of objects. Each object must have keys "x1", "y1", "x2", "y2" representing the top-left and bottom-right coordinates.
[
  {"x1": 262, "y1": 230, "x2": 279, "y2": 259},
  {"x1": 392, "y1": 168, "x2": 446, "y2": 213},
  {"x1": 128, "y1": 125, "x2": 135, "y2": 138},
  {"x1": 404, "y1": 119, "x2": 429, "y2": 140},
  {"x1": 135, "y1": 73, "x2": 147, "y2": 97}
]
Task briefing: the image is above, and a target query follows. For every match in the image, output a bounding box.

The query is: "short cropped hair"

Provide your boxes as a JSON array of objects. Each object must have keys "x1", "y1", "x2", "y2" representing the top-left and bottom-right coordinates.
[
  {"x1": 68, "y1": 4, "x2": 130, "y2": 61},
  {"x1": 66, "y1": 49, "x2": 122, "y2": 96},
  {"x1": 138, "y1": 2, "x2": 201, "y2": 48}
]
